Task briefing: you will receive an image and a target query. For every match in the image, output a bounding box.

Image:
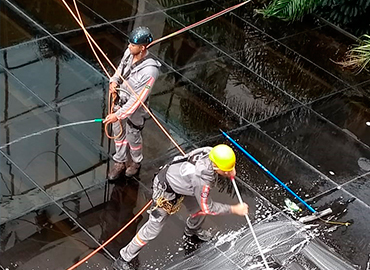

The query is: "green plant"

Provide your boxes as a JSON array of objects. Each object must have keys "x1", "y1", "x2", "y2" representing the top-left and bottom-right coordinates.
[
  {"x1": 339, "y1": 34, "x2": 370, "y2": 73},
  {"x1": 256, "y1": 0, "x2": 319, "y2": 21}
]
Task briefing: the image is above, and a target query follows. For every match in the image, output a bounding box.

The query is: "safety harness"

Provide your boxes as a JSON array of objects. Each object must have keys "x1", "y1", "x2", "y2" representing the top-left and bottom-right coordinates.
[{"x1": 153, "y1": 154, "x2": 199, "y2": 215}]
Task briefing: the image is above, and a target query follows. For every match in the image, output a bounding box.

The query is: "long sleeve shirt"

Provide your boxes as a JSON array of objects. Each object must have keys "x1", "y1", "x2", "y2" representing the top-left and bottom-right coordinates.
[
  {"x1": 109, "y1": 48, "x2": 161, "y2": 126},
  {"x1": 166, "y1": 147, "x2": 232, "y2": 215}
]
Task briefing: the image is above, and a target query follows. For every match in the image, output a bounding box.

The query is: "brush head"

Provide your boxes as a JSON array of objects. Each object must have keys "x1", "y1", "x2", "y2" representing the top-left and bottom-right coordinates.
[{"x1": 299, "y1": 208, "x2": 333, "y2": 223}]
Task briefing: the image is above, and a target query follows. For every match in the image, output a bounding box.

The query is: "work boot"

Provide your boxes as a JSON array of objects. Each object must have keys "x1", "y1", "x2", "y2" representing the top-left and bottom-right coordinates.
[
  {"x1": 111, "y1": 256, "x2": 133, "y2": 270},
  {"x1": 184, "y1": 227, "x2": 212, "y2": 242},
  {"x1": 108, "y1": 162, "x2": 126, "y2": 181},
  {"x1": 125, "y1": 162, "x2": 141, "y2": 177}
]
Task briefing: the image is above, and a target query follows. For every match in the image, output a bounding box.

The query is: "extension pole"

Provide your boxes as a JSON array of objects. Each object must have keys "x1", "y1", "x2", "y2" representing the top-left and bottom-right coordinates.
[
  {"x1": 222, "y1": 130, "x2": 333, "y2": 223},
  {"x1": 222, "y1": 130, "x2": 316, "y2": 213},
  {"x1": 230, "y1": 176, "x2": 270, "y2": 269}
]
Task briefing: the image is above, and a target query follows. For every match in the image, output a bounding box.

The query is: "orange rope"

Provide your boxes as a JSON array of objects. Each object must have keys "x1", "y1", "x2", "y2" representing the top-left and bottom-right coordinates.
[
  {"x1": 62, "y1": 0, "x2": 183, "y2": 153},
  {"x1": 104, "y1": 90, "x2": 122, "y2": 139},
  {"x1": 61, "y1": 1, "x2": 251, "y2": 269},
  {"x1": 146, "y1": 0, "x2": 251, "y2": 49},
  {"x1": 66, "y1": 200, "x2": 152, "y2": 270},
  {"x1": 61, "y1": 2, "x2": 185, "y2": 270},
  {"x1": 71, "y1": 0, "x2": 122, "y2": 139}
]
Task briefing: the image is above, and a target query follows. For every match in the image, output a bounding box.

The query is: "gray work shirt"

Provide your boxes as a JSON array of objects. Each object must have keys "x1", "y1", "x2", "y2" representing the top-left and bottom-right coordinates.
[
  {"x1": 166, "y1": 147, "x2": 232, "y2": 216},
  {"x1": 110, "y1": 48, "x2": 161, "y2": 126}
]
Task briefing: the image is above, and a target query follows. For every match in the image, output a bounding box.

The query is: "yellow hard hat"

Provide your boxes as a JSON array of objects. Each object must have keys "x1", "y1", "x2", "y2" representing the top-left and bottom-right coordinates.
[{"x1": 209, "y1": 144, "x2": 236, "y2": 172}]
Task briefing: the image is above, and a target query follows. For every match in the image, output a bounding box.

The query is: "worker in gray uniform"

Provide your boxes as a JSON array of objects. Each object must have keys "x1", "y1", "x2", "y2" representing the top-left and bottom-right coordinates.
[
  {"x1": 104, "y1": 26, "x2": 161, "y2": 179},
  {"x1": 112, "y1": 144, "x2": 249, "y2": 270}
]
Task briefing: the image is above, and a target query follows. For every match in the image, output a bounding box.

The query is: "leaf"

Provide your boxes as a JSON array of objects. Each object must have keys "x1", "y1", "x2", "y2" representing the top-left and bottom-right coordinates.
[
  {"x1": 338, "y1": 34, "x2": 370, "y2": 73},
  {"x1": 257, "y1": 0, "x2": 318, "y2": 21}
]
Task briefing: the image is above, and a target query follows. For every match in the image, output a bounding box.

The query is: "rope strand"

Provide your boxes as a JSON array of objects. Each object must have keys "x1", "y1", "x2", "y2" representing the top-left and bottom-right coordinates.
[
  {"x1": 61, "y1": 0, "x2": 184, "y2": 153},
  {"x1": 61, "y1": 2, "x2": 254, "y2": 270},
  {"x1": 66, "y1": 200, "x2": 152, "y2": 270}
]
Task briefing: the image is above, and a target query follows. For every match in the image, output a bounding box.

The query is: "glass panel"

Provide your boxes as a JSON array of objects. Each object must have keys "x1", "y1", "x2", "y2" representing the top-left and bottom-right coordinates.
[
  {"x1": 1, "y1": 153, "x2": 51, "y2": 224},
  {"x1": 1, "y1": 38, "x2": 106, "y2": 103},
  {"x1": 150, "y1": 72, "x2": 249, "y2": 141},
  {"x1": 259, "y1": 106, "x2": 370, "y2": 183},
  {"x1": 216, "y1": 126, "x2": 337, "y2": 206},
  {"x1": 10, "y1": 0, "x2": 105, "y2": 33},
  {"x1": 56, "y1": 23, "x2": 130, "y2": 74},
  {"x1": 1, "y1": 195, "x2": 112, "y2": 269},
  {"x1": 150, "y1": 0, "x2": 206, "y2": 10},
  {"x1": 311, "y1": 83, "x2": 370, "y2": 146},
  {"x1": 0, "y1": 109, "x2": 108, "y2": 200},
  {"x1": 165, "y1": 0, "x2": 273, "y2": 54},
  {"x1": 344, "y1": 174, "x2": 370, "y2": 205},
  {"x1": 1, "y1": 0, "x2": 369, "y2": 269},
  {"x1": 79, "y1": 0, "x2": 158, "y2": 21},
  {"x1": 279, "y1": 25, "x2": 370, "y2": 85},
  {"x1": 0, "y1": 69, "x2": 46, "y2": 126},
  {"x1": 0, "y1": 1, "x2": 45, "y2": 48},
  {"x1": 307, "y1": 187, "x2": 370, "y2": 269}
]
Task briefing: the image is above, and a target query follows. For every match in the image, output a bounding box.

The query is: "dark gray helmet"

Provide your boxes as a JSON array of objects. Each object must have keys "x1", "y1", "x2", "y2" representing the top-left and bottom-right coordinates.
[{"x1": 128, "y1": 27, "x2": 153, "y2": 45}]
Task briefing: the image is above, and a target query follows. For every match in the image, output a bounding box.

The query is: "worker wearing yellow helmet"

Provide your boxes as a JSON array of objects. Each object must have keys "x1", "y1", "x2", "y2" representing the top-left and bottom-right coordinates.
[
  {"x1": 113, "y1": 144, "x2": 248, "y2": 270},
  {"x1": 209, "y1": 143, "x2": 236, "y2": 177}
]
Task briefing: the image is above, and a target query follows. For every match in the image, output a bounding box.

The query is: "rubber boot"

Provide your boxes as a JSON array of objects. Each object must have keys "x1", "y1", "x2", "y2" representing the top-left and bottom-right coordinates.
[
  {"x1": 125, "y1": 162, "x2": 141, "y2": 177},
  {"x1": 184, "y1": 227, "x2": 212, "y2": 242},
  {"x1": 108, "y1": 162, "x2": 126, "y2": 181},
  {"x1": 111, "y1": 257, "x2": 133, "y2": 270}
]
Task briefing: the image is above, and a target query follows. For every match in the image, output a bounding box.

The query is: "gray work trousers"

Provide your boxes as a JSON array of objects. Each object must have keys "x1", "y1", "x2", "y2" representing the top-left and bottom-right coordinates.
[
  {"x1": 120, "y1": 176, "x2": 206, "y2": 262},
  {"x1": 112, "y1": 119, "x2": 143, "y2": 164}
]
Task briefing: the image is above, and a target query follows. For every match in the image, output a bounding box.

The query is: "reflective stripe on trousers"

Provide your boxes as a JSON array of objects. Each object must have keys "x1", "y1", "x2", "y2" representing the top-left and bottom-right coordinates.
[
  {"x1": 112, "y1": 119, "x2": 143, "y2": 164},
  {"x1": 119, "y1": 177, "x2": 206, "y2": 262}
]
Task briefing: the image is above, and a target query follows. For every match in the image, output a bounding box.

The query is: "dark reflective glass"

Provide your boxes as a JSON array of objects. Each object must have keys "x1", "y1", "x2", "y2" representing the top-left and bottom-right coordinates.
[
  {"x1": 259, "y1": 106, "x2": 370, "y2": 184},
  {"x1": 1, "y1": 38, "x2": 106, "y2": 103},
  {"x1": 1, "y1": 0, "x2": 370, "y2": 269},
  {"x1": 0, "y1": 69, "x2": 46, "y2": 128},
  {"x1": 278, "y1": 25, "x2": 370, "y2": 86},
  {"x1": 310, "y1": 188, "x2": 370, "y2": 268},
  {"x1": 221, "y1": 127, "x2": 337, "y2": 206},
  {"x1": 233, "y1": 41, "x2": 348, "y2": 103},
  {"x1": 215, "y1": 0, "x2": 325, "y2": 40},
  {"x1": 9, "y1": 0, "x2": 105, "y2": 33},
  {"x1": 78, "y1": 0, "x2": 158, "y2": 21},
  {"x1": 0, "y1": 188, "x2": 112, "y2": 270},
  {"x1": 344, "y1": 174, "x2": 370, "y2": 205},
  {"x1": 0, "y1": 153, "x2": 52, "y2": 224},
  {"x1": 166, "y1": 0, "x2": 273, "y2": 54},
  {"x1": 0, "y1": 2, "x2": 45, "y2": 48},
  {"x1": 311, "y1": 83, "x2": 370, "y2": 146}
]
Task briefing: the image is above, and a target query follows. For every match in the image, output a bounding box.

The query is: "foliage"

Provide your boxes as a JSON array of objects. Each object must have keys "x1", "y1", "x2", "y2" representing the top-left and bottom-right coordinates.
[
  {"x1": 319, "y1": 0, "x2": 370, "y2": 36},
  {"x1": 257, "y1": 0, "x2": 370, "y2": 36},
  {"x1": 338, "y1": 35, "x2": 370, "y2": 73},
  {"x1": 257, "y1": 0, "x2": 370, "y2": 73},
  {"x1": 256, "y1": 0, "x2": 319, "y2": 21}
]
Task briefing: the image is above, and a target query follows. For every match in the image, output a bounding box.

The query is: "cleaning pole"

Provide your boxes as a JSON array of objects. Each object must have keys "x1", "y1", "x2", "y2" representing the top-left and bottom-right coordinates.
[
  {"x1": 221, "y1": 130, "x2": 332, "y2": 223},
  {"x1": 230, "y1": 176, "x2": 271, "y2": 269}
]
